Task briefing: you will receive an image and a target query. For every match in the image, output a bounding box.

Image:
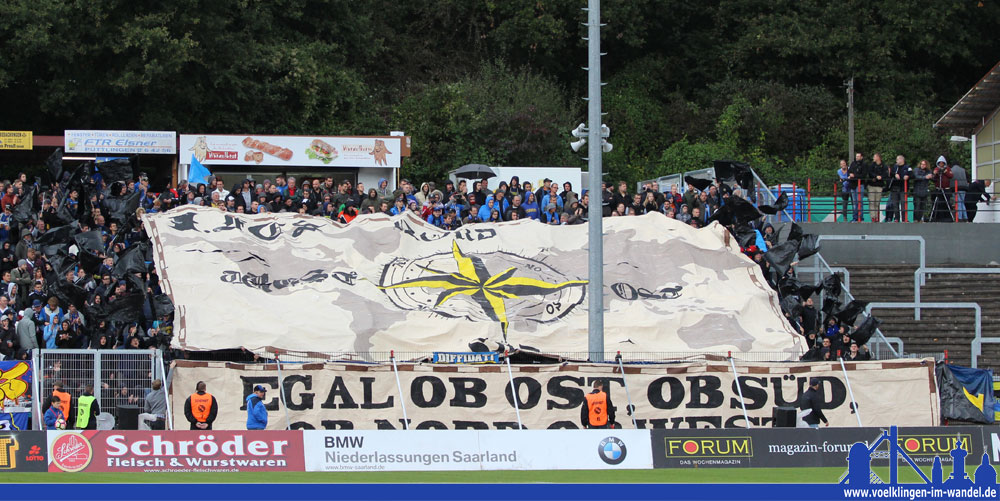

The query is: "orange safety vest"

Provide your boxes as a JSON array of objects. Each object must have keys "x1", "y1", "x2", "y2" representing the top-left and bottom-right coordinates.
[
  {"x1": 585, "y1": 391, "x2": 608, "y2": 426},
  {"x1": 190, "y1": 392, "x2": 214, "y2": 423},
  {"x1": 53, "y1": 390, "x2": 71, "y2": 422}
]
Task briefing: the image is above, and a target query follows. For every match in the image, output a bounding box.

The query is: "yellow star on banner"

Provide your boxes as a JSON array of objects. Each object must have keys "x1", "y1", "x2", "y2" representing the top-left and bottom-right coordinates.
[{"x1": 380, "y1": 241, "x2": 587, "y2": 338}]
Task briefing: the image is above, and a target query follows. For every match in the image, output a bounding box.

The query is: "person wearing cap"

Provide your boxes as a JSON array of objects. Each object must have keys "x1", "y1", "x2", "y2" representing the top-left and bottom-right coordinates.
[
  {"x1": 798, "y1": 378, "x2": 829, "y2": 428},
  {"x1": 535, "y1": 178, "x2": 552, "y2": 205},
  {"x1": 184, "y1": 381, "x2": 219, "y2": 430},
  {"x1": 426, "y1": 204, "x2": 445, "y2": 228},
  {"x1": 246, "y1": 384, "x2": 269, "y2": 430}
]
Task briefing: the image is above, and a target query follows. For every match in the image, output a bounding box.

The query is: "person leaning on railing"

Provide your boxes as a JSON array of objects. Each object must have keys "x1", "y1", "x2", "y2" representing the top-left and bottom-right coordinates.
[{"x1": 965, "y1": 179, "x2": 992, "y2": 223}]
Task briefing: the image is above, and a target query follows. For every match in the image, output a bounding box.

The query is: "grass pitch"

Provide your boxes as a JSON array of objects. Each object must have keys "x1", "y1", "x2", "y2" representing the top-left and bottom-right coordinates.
[{"x1": 3, "y1": 465, "x2": 976, "y2": 484}]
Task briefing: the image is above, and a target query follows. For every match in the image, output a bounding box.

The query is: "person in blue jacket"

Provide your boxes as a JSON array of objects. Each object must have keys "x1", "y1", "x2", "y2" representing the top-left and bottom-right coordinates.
[
  {"x1": 44, "y1": 395, "x2": 66, "y2": 429},
  {"x1": 246, "y1": 385, "x2": 268, "y2": 430}
]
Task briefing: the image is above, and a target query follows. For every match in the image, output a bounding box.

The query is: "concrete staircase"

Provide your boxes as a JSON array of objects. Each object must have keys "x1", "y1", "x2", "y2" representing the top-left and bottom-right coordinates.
[{"x1": 839, "y1": 265, "x2": 1000, "y2": 370}]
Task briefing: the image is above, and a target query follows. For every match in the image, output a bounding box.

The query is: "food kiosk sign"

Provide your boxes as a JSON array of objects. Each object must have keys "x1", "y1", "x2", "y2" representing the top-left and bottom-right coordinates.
[
  {"x1": 65, "y1": 130, "x2": 176, "y2": 155},
  {"x1": 0, "y1": 131, "x2": 32, "y2": 150},
  {"x1": 178, "y1": 134, "x2": 401, "y2": 168}
]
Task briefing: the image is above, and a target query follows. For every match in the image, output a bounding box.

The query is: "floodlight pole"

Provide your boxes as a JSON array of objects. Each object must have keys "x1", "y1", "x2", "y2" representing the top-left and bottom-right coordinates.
[{"x1": 585, "y1": 0, "x2": 605, "y2": 362}]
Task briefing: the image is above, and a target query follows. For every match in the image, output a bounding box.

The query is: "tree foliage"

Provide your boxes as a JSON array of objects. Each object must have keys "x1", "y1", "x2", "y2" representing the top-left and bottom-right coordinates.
[{"x1": 1, "y1": 0, "x2": 997, "y2": 186}]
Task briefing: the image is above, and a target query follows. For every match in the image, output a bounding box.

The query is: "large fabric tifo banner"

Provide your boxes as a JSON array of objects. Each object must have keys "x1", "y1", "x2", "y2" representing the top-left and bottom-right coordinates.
[
  {"x1": 144, "y1": 206, "x2": 802, "y2": 356},
  {"x1": 170, "y1": 359, "x2": 939, "y2": 430}
]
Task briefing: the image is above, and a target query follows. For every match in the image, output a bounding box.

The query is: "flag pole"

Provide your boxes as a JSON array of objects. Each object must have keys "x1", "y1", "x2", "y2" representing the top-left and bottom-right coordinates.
[
  {"x1": 504, "y1": 349, "x2": 524, "y2": 430},
  {"x1": 839, "y1": 357, "x2": 864, "y2": 427},
  {"x1": 390, "y1": 351, "x2": 410, "y2": 430},
  {"x1": 728, "y1": 353, "x2": 751, "y2": 429},
  {"x1": 615, "y1": 352, "x2": 637, "y2": 428}
]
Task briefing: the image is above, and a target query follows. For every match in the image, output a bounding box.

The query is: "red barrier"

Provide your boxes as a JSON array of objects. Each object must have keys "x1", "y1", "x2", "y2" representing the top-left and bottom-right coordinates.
[
  {"x1": 833, "y1": 182, "x2": 838, "y2": 222},
  {"x1": 953, "y1": 180, "x2": 959, "y2": 222},
  {"x1": 791, "y1": 182, "x2": 797, "y2": 222},
  {"x1": 807, "y1": 179, "x2": 812, "y2": 222},
  {"x1": 903, "y1": 179, "x2": 909, "y2": 223}
]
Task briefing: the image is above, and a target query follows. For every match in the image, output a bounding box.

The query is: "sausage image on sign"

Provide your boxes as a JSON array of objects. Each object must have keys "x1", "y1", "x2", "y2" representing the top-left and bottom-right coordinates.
[{"x1": 242, "y1": 137, "x2": 293, "y2": 161}]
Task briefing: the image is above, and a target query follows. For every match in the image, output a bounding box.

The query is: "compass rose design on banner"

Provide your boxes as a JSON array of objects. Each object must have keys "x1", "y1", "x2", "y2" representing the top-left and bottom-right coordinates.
[{"x1": 378, "y1": 241, "x2": 587, "y2": 338}]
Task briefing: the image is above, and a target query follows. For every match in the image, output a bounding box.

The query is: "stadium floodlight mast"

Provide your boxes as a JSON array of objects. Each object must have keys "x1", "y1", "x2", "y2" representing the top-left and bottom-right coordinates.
[{"x1": 570, "y1": 0, "x2": 612, "y2": 363}]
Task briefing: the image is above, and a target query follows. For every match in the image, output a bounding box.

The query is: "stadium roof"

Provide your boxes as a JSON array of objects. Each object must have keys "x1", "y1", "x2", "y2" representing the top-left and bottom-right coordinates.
[{"x1": 935, "y1": 60, "x2": 1000, "y2": 134}]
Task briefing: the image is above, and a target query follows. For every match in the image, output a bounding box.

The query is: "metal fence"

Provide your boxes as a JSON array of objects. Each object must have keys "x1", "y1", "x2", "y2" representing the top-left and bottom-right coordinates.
[{"x1": 33, "y1": 349, "x2": 167, "y2": 429}]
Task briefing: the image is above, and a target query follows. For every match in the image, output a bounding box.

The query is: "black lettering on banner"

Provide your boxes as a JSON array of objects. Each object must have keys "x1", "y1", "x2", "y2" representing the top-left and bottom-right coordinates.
[
  {"x1": 320, "y1": 377, "x2": 360, "y2": 409},
  {"x1": 770, "y1": 376, "x2": 805, "y2": 407},
  {"x1": 248, "y1": 221, "x2": 282, "y2": 241},
  {"x1": 360, "y1": 377, "x2": 393, "y2": 409},
  {"x1": 375, "y1": 419, "x2": 410, "y2": 430},
  {"x1": 648, "y1": 377, "x2": 685, "y2": 409},
  {"x1": 212, "y1": 214, "x2": 246, "y2": 232},
  {"x1": 492, "y1": 422, "x2": 524, "y2": 430},
  {"x1": 283, "y1": 375, "x2": 314, "y2": 411},
  {"x1": 290, "y1": 422, "x2": 315, "y2": 430},
  {"x1": 220, "y1": 270, "x2": 241, "y2": 283},
  {"x1": 817, "y1": 377, "x2": 847, "y2": 409},
  {"x1": 725, "y1": 415, "x2": 770, "y2": 428},
  {"x1": 168, "y1": 212, "x2": 199, "y2": 232},
  {"x1": 634, "y1": 418, "x2": 674, "y2": 429},
  {"x1": 546, "y1": 376, "x2": 585, "y2": 410},
  {"x1": 453, "y1": 421, "x2": 489, "y2": 430},
  {"x1": 546, "y1": 421, "x2": 580, "y2": 429},
  {"x1": 331, "y1": 271, "x2": 357, "y2": 286},
  {"x1": 685, "y1": 416, "x2": 722, "y2": 428},
  {"x1": 415, "y1": 421, "x2": 448, "y2": 430},
  {"x1": 611, "y1": 282, "x2": 683, "y2": 301},
  {"x1": 505, "y1": 377, "x2": 542, "y2": 409},
  {"x1": 321, "y1": 420, "x2": 355, "y2": 430},
  {"x1": 448, "y1": 377, "x2": 487, "y2": 408},
  {"x1": 730, "y1": 376, "x2": 768, "y2": 410},
  {"x1": 686, "y1": 376, "x2": 723, "y2": 409},
  {"x1": 394, "y1": 220, "x2": 416, "y2": 238},
  {"x1": 474, "y1": 228, "x2": 496, "y2": 240},
  {"x1": 290, "y1": 220, "x2": 322, "y2": 237},
  {"x1": 301, "y1": 270, "x2": 329, "y2": 283},
  {"x1": 239, "y1": 376, "x2": 280, "y2": 410},
  {"x1": 410, "y1": 376, "x2": 446, "y2": 408}
]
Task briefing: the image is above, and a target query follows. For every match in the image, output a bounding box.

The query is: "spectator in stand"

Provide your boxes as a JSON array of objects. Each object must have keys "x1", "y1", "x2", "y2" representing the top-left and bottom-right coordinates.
[
  {"x1": 867, "y1": 153, "x2": 887, "y2": 222},
  {"x1": 139, "y1": 379, "x2": 168, "y2": 430},
  {"x1": 522, "y1": 193, "x2": 540, "y2": 220},
  {"x1": 911, "y1": 159, "x2": 933, "y2": 222},
  {"x1": 885, "y1": 155, "x2": 910, "y2": 222},
  {"x1": 930, "y1": 156, "x2": 954, "y2": 222},
  {"x1": 834, "y1": 159, "x2": 857, "y2": 221},
  {"x1": 965, "y1": 180, "x2": 992, "y2": 222},
  {"x1": 847, "y1": 153, "x2": 866, "y2": 222},
  {"x1": 844, "y1": 342, "x2": 870, "y2": 361}
]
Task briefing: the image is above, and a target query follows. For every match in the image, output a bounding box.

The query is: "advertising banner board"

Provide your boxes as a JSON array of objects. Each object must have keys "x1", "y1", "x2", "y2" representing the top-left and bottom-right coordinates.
[
  {"x1": 46, "y1": 430, "x2": 304, "y2": 472},
  {"x1": 0, "y1": 431, "x2": 48, "y2": 472},
  {"x1": 65, "y1": 130, "x2": 176, "y2": 155},
  {"x1": 303, "y1": 430, "x2": 652, "y2": 471},
  {"x1": 650, "y1": 427, "x2": 986, "y2": 469},
  {"x1": 179, "y1": 134, "x2": 401, "y2": 168},
  {"x1": 0, "y1": 131, "x2": 32, "y2": 150}
]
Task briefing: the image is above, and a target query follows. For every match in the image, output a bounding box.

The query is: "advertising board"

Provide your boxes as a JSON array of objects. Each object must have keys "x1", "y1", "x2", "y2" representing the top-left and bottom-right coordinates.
[
  {"x1": 650, "y1": 427, "x2": 988, "y2": 469},
  {"x1": 65, "y1": 130, "x2": 176, "y2": 155},
  {"x1": 46, "y1": 430, "x2": 304, "y2": 472},
  {"x1": 303, "y1": 430, "x2": 652, "y2": 471},
  {"x1": 178, "y1": 134, "x2": 402, "y2": 168},
  {"x1": 0, "y1": 131, "x2": 32, "y2": 150},
  {"x1": 0, "y1": 431, "x2": 48, "y2": 472}
]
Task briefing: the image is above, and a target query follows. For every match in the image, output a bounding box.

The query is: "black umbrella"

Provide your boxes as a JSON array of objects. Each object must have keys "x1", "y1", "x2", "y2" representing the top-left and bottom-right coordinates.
[
  {"x1": 454, "y1": 164, "x2": 496, "y2": 180},
  {"x1": 759, "y1": 192, "x2": 788, "y2": 215},
  {"x1": 850, "y1": 315, "x2": 881, "y2": 346}
]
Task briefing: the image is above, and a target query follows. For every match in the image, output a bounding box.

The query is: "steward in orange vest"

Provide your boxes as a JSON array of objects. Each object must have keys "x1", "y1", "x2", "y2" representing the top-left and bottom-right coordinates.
[
  {"x1": 52, "y1": 382, "x2": 73, "y2": 429},
  {"x1": 183, "y1": 381, "x2": 219, "y2": 430},
  {"x1": 580, "y1": 380, "x2": 616, "y2": 429}
]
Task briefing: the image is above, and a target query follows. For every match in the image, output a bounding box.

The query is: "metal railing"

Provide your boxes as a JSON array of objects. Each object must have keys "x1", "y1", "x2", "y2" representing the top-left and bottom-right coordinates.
[
  {"x1": 816, "y1": 235, "x2": 927, "y2": 318},
  {"x1": 32, "y1": 349, "x2": 167, "y2": 429},
  {"x1": 865, "y1": 302, "x2": 983, "y2": 368},
  {"x1": 258, "y1": 350, "x2": 803, "y2": 364}
]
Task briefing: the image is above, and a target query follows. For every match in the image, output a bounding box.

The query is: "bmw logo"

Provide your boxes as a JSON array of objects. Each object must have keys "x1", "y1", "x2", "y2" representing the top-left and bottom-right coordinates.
[{"x1": 598, "y1": 436, "x2": 627, "y2": 465}]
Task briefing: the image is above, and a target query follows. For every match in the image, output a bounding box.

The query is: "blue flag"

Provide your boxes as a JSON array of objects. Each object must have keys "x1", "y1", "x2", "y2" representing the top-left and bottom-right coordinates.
[
  {"x1": 944, "y1": 364, "x2": 995, "y2": 423},
  {"x1": 188, "y1": 154, "x2": 212, "y2": 186}
]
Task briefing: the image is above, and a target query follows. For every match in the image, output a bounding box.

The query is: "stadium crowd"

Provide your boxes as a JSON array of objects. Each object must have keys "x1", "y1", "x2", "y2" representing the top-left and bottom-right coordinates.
[
  {"x1": 0, "y1": 159, "x2": 878, "y2": 368},
  {"x1": 836, "y1": 152, "x2": 992, "y2": 223}
]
